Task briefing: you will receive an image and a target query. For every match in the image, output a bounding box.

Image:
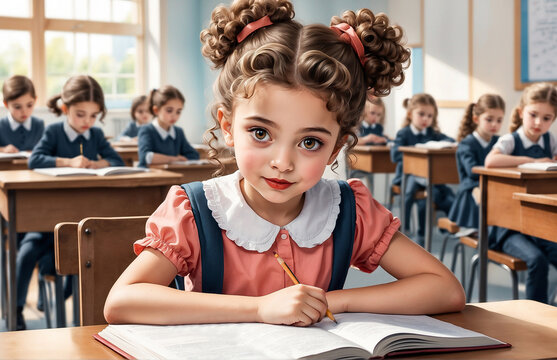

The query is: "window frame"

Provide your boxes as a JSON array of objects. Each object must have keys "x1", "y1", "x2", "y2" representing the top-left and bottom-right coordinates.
[{"x1": 0, "y1": 0, "x2": 144, "y2": 108}]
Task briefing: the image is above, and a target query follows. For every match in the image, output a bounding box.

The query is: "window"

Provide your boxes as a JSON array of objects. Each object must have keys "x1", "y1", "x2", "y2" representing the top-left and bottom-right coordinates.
[{"x1": 0, "y1": 0, "x2": 143, "y2": 109}]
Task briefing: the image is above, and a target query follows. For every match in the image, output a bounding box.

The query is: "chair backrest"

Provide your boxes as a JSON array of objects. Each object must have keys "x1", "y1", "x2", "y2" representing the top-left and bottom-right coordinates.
[
  {"x1": 54, "y1": 222, "x2": 79, "y2": 275},
  {"x1": 77, "y1": 216, "x2": 149, "y2": 326}
]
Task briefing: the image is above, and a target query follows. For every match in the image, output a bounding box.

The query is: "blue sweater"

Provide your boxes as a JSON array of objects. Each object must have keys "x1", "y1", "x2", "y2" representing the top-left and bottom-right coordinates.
[
  {"x1": 29, "y1": 122, "x2": 124, "y2": 168},
  {"x1": 118, "y1": 120, "x2": 140, "y2": 139},
  {"x1": 358, "y1": 123, "x2": 387, "y2": 145},
  {"x1": 0, "y1": 116, "x2": 44, "y2": 151},
  {"x1": 137, "y1": 123, "x2": 200, "y2": 167},
  {"x1": 390, "y1": 126, "x2": 454, "y2": 185}
]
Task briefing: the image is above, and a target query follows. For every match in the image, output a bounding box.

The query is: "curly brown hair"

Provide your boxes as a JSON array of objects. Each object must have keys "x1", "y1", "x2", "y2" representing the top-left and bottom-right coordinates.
[
  {"x1": 509, "y1": 82, "x2": 557, "y2": 133},
  {"x1": 400, "y1": 93, "x2": 439, "y2": 132},
  {"x1": 456, "y1": 94, "x2": 505, "y2": 141},
  {"x1": 200, "y1": 0, "x2": 410, "y2": 173}
]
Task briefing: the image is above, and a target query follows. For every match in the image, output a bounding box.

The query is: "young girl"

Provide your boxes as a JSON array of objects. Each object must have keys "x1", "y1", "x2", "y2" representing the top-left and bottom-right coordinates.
[
  {"x1": 1, "y1": 75, "x2": 44, "y2": 153},
  {"x1": 18, "y1": 75, "x2": 124, "y2": 330},
  {"x1": 485, "y1": 82, "x2": 557, "y2": 303},
  {"x1": 390, "y1": 94, "x2": 455, "y2": 246},
  {"x1": 357, "y1": 95, "x2": 388, "y2": 145},
  {"x1": 117, "y1": 95, "x2": 150, "y2": 141},
  {"x1": 448, "y1": 94, "x2": 505, "y2": 229},
  {"x1": 105, "y1": 0, "x2": 464, "y2": 327},
  {"x1": 29, "y1": 75, "x2": 124, "y2": 169},
  {"x1": 137, "y1": 86, "x2": 200, "y2": 167}
]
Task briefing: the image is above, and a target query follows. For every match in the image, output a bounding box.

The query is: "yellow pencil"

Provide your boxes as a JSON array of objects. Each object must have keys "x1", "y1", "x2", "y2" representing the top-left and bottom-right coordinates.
[
  {"x1": 273, "y1": 252, "x2": 337, "y2": 324},
  {"x1": 80, "y1": 143, "x2": 83, "y2": 156}
]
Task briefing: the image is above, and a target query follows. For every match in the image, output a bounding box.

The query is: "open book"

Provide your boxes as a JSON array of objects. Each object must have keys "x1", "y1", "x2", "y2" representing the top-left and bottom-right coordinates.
[
  {"x1": 518, "y1": 162, "x2": 557, "y2": 171},
  {"x1": 94, "y1": 313, "x2": 509, "y2": 359},
  {"x1": 0, "y1": 151, "x2": 30, "y2": 160},
  {"x1": 33, "y1": 166, "x2": 149, "y2": 177},
  {"x1": 169, "y1": 159, "x2": 211, "y2": 166},
  {"x1": 415, "y1": 140, "x2": 457, "y2": 149}
]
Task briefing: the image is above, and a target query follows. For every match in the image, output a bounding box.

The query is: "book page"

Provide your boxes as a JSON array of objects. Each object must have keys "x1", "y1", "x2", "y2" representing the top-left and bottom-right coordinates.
[
  {"x1": 33, "y1": 167, "x2": 98, "y2": 176},
  {"x1": 170, "y1": 159, "x2": 211, "y2": 166},
  {"x1": 100, "y1": 322, "x2": 368, "y2": 360},
  {"x1": 95, "y1": 166, "x2": 149, "y2": 176},
  {"x1": 315, "y1": 313, "x2": 504, "y2": 357},
  {"x1": 0, "y1": 151, "x2": 30, "y2": 159},
  {"x1": 415, "y1": 141, "x2": 457, "y2": 149},
  {"x1": 518, "y1": 162, "x2": 557, "y2": 171}
]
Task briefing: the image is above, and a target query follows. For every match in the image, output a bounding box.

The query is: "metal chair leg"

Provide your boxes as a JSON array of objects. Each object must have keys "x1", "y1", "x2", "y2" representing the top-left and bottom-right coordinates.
[{"x1": 467, "y1": 254, "x2": 479, "y2": 302}]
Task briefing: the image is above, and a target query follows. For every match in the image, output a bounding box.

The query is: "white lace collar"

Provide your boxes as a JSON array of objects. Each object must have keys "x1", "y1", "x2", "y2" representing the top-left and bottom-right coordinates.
[{"x1": 203, "y1": 171, "x2": 341, "y2": 252}]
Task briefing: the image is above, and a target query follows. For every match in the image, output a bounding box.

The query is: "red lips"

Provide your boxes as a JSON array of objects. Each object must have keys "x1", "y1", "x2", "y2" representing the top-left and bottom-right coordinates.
[{"x1": 264, "y1": 177, "x2": 293, "y2": 190}]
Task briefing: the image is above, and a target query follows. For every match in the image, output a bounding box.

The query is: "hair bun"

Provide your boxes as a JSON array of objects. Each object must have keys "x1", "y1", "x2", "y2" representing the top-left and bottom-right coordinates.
[
  {"x1": 200, "y1": 0, "x2": 294, "y2": 68},
  {"x1": 331, "y1": 9, "x2": 410, "y2": 97}
]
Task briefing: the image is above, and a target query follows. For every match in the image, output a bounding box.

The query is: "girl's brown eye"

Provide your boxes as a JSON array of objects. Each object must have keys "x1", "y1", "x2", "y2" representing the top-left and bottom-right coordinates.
[{"x1": 254, "y1": 129, "x2": 267, "y2": 140}]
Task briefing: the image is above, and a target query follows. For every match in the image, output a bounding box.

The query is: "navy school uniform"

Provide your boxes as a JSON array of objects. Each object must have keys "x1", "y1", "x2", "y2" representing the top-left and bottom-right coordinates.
[
  {"x1": 448, "y1": 133, "x2": 498, "y2": 229},
  {"x1": 0, "y1": 115, "x2": 44, "y2": 151},
  {"x1": 28, "y1": 121, "x2": 124, "y2": 168},
  {"x1": 390, "y1": 125, "x2": 455, "y2": 242},
  {"x1": 489, "y1": 130, "x2": 557, "y2": 303},
  {"x1": 137, "y1": 121, "x2": 200, "y2": 167},
  {"x1": 358, "y1": 122, "x2": 388, "y2": 145},
  {"x1": 118, "y1": 120, "x2": 140, "y2": 139}
]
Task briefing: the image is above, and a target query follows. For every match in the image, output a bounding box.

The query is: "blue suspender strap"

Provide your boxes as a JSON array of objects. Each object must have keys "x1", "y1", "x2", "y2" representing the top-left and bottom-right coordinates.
[
  {"x1": 181, "y1": 182, "x2": 224, "y2": 294},
  {"x1": 328, "y1": 180, "x2": 356, "y2": 291}
]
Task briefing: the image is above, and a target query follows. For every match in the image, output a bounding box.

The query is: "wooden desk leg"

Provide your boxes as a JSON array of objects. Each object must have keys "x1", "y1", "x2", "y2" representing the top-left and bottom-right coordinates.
[
  {"x1": 478, "y1": 175, "x2": 488, "y2": 302},
  {"x1": 400, "y1": 173, "x2": 407, "y2": 232},
  {"x1": 0, "y1": 217, "x2": 6, "y2": 320},
  {"x1": 72, "y1": 274, "x2": 80, "y2": 326},
  {"x1": 425, "y1": 179, "x2": 433, "y2": 253},
  {"x1": 6, "y1": 190, "x2": 17, "y2": 330}
]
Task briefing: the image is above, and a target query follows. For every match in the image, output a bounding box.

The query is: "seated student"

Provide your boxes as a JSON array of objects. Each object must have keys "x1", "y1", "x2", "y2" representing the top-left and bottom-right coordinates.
[
  {"x1": 118, "y1": 95, "x2": 151, "y2": 141},
  {"x1": 448, "y1": 94, "x2": 504, "y2": 230},
  {"x1": 357, "y1": 95, "x2": 389, "y2": 145},
  {"x1": 137, "y1": 86, "x2": 200, "y2": 167},
  {"x1": 20, "y1": 75, "x2": 124, "y2": 330},
  {"x1": 390, "y1": 93, "x2": 455, "y2": 246},
  {"x1": 104, "y1": 0, "x2": 464, "y2": 328},
  {"x1": 485, "y1": 82, "x2": 557, "y2": 304},
  {"x1": 1, "y1": 75, "x2": 44, "y2": 153},
  {"x1": 1, "y1": 75, "x2": 46, "y2": 330}
]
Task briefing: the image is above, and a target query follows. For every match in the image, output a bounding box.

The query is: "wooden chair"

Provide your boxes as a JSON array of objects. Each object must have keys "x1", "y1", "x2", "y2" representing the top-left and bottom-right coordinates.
[
  {"x1": 54, "y1": 216, "x2": 148, "y2": 326},
  {"x1": 459, "y1": 236, "x2": 527, "y2": 301},
  {"x1": 389, "y1": 185, "x2": 427, "y2": 234}
]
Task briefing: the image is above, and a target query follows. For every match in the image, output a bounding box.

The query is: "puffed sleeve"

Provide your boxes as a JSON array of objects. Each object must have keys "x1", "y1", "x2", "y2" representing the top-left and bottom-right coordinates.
[
  {"x1": 349, "y1": 179, "x2": 401, "y2": 273},
  {"x1": 134, "y1": 185, "x2": 201, "y2": 276}
]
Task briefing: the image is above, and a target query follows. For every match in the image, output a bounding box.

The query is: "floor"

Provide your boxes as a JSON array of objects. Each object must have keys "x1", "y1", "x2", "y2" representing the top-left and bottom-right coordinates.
[{"x1": 1, "y1": 172, "x2": 555, "y2": 332}]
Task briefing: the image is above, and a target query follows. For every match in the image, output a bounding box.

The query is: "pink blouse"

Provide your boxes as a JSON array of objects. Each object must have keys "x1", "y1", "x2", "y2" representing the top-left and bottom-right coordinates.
[{"x1": 134, "y1": 179, "x2": 400, "y2": 296}]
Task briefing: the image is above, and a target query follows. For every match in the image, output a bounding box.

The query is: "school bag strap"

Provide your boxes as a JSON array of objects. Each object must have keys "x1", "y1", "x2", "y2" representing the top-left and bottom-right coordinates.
[
  {"x1": 328, "y1": 180, "x2": 356, "y2": 291},
  {"x1": 181, "y1": 181, "x2": 224, "y2": 294}
]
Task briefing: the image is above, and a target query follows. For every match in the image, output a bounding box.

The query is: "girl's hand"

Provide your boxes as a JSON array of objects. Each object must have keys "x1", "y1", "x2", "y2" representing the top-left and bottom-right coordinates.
[
  {"x1": 256, "y1": 284, "x2": 328, "y2": 327},
  {"x1": 2, "y1": 144, "x2": 19, "y2": 153},
  {"x1": 174, "y1": 155, "x2": 187, "y2": 162},
  {"x1": 533, "y1": 157, "x2": 556, "y2": 163},
  {"x1": 86, "y1": 160, "x2": 105, "y2": 169},
  {"x1": 69, "y1": 155, "x2": 91, "y2": 168}
]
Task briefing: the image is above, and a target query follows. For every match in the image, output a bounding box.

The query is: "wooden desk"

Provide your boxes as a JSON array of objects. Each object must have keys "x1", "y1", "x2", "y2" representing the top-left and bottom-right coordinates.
[
  {"x1": 399, "y1": 146, "x2": 459, "y2": 252},
  {"x1": 349, "y1": 145, "x2": 396, "y2": 173},
  {"x1": 0, "y1": 300, "x2": 555, "y2": 359},
  {"x1": 109, "y1": 140, "x2": 137, "y2": 148},
  {"x1": 0, "y1": 170, "x2": 182, "y2": 331},
  {"x1": 150, "y1": 158, "x2": 238, "y2": 183},
  {"x1": 473, "y1": 167, "x2": 557, "y2": 302},
  {"x1": 513, "y1": 192, "x2": 557, "y2": 242},
  {"x1": 0, "y1": 158, "x2": 29, "y2": 171},
  {"x1": 112, "y1": 146, "x2": 138, "y2": 167}
]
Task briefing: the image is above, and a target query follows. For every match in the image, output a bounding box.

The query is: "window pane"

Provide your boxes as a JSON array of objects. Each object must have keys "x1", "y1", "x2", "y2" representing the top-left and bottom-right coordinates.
[
  {"x1": 45, "y1": 31, "x2": 136, "y2": 108},
  {"x1": 46, "y1": 0, "x2": 138, "y2": 23},
  {"x1": 0, "y1": 30, "x2": 31, "y2": 90},
  {"x1": 0, "y1": 0, "x2": 30, "y2": 17},
  {"x1": 113, "y1": 0, "x2": 137, "y2": 24}
]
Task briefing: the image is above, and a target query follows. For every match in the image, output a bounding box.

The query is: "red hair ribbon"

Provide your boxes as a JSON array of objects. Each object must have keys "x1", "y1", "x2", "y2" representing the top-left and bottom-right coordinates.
[
  {"x1": 237, "y1": 15, "x2": 273, "y2": 43},
  {"x1": 330, "y1": 23, "x2": 367, "y2": 67}
]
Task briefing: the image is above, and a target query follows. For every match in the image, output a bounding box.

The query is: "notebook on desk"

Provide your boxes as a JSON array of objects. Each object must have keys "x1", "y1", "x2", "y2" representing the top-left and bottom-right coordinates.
[
  {"x1": 517, "y1": 162, "x2": 557, "y2": 171},
  {"x1": 33, "y1": 166, "x2": 149, "y2": 177},
  {"x1": 94, "y1": 312, "x2": 509, "y2": 359},
  {"x1": 0, "y1": 151, "x2": 30, "y2": 160},
  {"x1": 415, "y1": 141, "x2": 457, "y2": 149}
]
